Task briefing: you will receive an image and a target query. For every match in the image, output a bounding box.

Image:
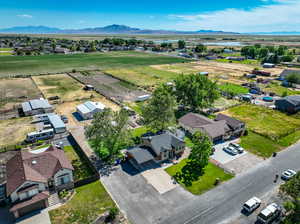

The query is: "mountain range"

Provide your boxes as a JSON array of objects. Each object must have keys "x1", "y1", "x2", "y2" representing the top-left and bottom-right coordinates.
[{"x1": 0, "y1": 24, "x2": 239, "y2": 35}]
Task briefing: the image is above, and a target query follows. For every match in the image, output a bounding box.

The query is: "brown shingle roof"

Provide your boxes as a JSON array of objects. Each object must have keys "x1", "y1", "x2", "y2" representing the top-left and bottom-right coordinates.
[
  {"x1": 178, "y1": 113, "x2": 214, "y2": 128},
  {"x1": 215, "y1": 114, "x2": 244, "y2": 130},
  {"x1": 6, "y1": 146, "x2": 73, "y2": 195}
]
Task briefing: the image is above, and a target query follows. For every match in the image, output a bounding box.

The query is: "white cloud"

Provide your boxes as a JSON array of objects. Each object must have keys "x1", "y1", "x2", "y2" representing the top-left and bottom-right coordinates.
[
  {"x1": 169, "y1": 0, "x2": 300, "y2": 32},
  {"x1": 17, "y1": 14, "x2": 33, "y2": 19}
]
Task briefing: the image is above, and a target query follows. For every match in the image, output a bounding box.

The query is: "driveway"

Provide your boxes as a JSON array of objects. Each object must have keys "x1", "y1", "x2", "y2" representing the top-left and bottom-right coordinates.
[
  {"x1": 15, "y1": 209, "x2": 51, "y2": 224},
  {"x1": 100, "y1": 161, "x2": 194, "y2": 224},
  {"x1": 211, "y1": 140, "x2": 247, "y2": 164},
  {"x1": 142, "y1": 167, "x2": 177, "y2": 194},
  {"x1": 0, "y1": 206, "x2": 14, "y2": 224}
]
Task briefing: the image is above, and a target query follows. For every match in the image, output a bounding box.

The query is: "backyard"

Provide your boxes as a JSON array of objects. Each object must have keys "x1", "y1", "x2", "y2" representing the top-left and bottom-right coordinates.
[
  {"x1": 49, "y1": 181, "x2": 115, "y2": 224},
  {"x1": 165, "y1": 159, "x2": 233, "y2": 195},
  {"x1": 0, "y1": 51, "x2": 189, "y2": 77}
]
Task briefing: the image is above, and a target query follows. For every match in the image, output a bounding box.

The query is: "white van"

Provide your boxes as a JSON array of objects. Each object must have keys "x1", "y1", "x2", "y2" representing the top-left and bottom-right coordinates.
[
  {"x1": 257, "y1": 203, "x2": 281, "y2": 224},
  {"x1": 243, "y1": 197, "x2": 261, "y2": 213}
]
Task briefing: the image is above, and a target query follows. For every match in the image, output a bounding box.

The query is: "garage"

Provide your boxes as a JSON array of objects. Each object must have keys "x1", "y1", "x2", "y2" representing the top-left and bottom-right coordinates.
[{"x1": 18, "y1": 200, "x2": 46, "y2": 217}]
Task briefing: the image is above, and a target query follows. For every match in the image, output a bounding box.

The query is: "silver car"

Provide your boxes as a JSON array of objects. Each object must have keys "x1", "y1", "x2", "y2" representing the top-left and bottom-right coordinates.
[
  {"x1": 223, "y1": 146, "x2": 238, "y2": 155},
  {"x1": 229, "y1": 143, "x2": 244, "y2": 153},
  {"x1": 281, "y1": 169, "x2": 296, "y2": 180}
]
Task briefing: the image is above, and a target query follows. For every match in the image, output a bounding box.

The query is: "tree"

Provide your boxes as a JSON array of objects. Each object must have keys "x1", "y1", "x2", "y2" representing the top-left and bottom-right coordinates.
[
  {"x1": 178, "y1": 40, "x2": 186, "y2": 49},
  {"x1": 174, "y1": 74, "x2": 219, "y2": 111},
  {"x1": 286, "y1": 73, "x2": 300, "y2": 84},
  {"x1": 174, "y1": 132, "x2": 212, "y2": 186},
  {"x1": 195, "y1": 44, "x2": 207, "y2": 53},
  {"x1": 258, "y1": 47, "x2": 269, "y2": 59},
  {"x1": 141, "y1": 84, "x2": 176, "y2": 132},
  {"x1": 85, "y1": 108, "x2": 132, "y2": 161}
]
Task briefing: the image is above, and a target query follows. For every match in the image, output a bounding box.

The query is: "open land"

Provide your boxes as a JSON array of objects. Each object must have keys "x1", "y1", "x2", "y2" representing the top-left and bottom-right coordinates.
[
  {"x1": 0, "y1": 78, "x2": 42, "y2": 110},
  {"x1": 0, "y1": 51, "x2": 189, "y2": 77},
  {"x1": 0, "y1": 117, "x2": 35, "y2": 148}
]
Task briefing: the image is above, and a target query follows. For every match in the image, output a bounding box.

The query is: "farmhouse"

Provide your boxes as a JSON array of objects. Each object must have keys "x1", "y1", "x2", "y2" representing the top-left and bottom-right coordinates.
[
  {"x1": 275, "y1": 95, "x2": 300, "y2": 114},
  {"x1": 127, "y1": 132, "x2": 185, "y2": 170},
  {"x1": 6, "y1": 146, "x2": 74, "y2": 219},
  {"x1": 76, "y1": 101, "x2": 106, "y2": 120},
  {"x1": 22, "y1": 99, "x2": 53, "y2": 116},
  {"x1": 179, "y1": 113, "x2": 245, "y2": 143}
]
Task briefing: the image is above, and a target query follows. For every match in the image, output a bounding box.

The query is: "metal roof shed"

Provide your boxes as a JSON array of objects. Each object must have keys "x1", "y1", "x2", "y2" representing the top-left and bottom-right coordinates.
[{"x1": 48, "y1": 114, "x2": 66, "y2": 134}]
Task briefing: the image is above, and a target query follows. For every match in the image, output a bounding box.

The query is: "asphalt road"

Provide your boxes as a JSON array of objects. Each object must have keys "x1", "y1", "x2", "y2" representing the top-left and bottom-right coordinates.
[{"x1": 159, "y1": 143, "x2": 300, "y2": 224}]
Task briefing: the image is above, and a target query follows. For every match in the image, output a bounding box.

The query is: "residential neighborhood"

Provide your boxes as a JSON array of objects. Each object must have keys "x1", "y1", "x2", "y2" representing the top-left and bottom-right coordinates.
[{"x1": 1, "y1": 2, "x2": 300, "y2": 224}]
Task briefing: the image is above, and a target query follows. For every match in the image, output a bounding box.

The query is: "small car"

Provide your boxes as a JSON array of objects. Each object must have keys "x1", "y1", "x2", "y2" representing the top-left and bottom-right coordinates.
[
  {"x1": 229, "y1": 143, "x2": 244, "y2": 153},
  {"x1": 281, "y1": 169, "x2": 297, "y2": 180},
  {"x1": 243, "y1": 197, "x2": 261, "y2": 213},
  {"x1": 223, "y1": 146, "x2": 238, "y2": 155}
]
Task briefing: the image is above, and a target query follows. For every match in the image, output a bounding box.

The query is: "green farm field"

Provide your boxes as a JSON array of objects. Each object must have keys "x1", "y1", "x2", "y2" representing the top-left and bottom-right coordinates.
[{"x1": 0, "y1": 51, "x2": 189, "y2": 77}]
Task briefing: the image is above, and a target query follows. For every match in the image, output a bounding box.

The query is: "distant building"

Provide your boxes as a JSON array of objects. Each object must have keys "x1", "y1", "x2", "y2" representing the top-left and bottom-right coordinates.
[
  {"x1": 76, "y1": 101, "x2": 105, "y2": 120},
  {"x1": 54, "y1": 47, "x2": 70, "y2": 54},
  {"x1": 279, "y1": 69, "x2": 300, "y2": 80},
  {"x1": 22, "y1": 99, "x2": 53, "y2": 116},
  {"x1": 263, "y1": 63, "x2": 275, "y2": 68},
  {"x1": 275, "y1": 95, "x2": 300, "y2": 114}
]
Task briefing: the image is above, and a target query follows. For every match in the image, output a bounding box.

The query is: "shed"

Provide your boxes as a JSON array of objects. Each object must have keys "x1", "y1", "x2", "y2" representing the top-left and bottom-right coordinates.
[
  {"x1": 48, "y1": 114, "x2": 66, "y2": 134},
  {"x1": 76, "y1": 101, "x2": 105, "y2": 120}
]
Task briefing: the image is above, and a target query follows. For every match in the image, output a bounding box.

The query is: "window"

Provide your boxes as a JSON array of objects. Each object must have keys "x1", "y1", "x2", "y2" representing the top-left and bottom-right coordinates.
[{"x1": 57, "y1": 174, "x2": 70, "y2": 185}]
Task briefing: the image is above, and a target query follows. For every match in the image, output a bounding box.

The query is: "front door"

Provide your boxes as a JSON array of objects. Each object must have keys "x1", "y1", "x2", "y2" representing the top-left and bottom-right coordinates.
[
  {"x1": 169, "y1": 150, "x2": 175, "y2": 160},
  {"x1": 48, "y1": 179, "x2": 55, "y2": 192}
]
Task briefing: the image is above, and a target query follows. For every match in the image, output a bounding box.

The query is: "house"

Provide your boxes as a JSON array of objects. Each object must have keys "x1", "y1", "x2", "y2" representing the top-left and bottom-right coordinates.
[
  {"x1": 54, "y1": 47, "x2": 70, "y2": 54},
  {"x1": 226, "y1": 56, "x2": 245, "y2": 61},
  {"x1": 179, "y1": 113, "x2": 245, "y2": 143},
  {"x1": 22, "y1": 99, "x2": 53, "y2": 116},
  {"x1": 6, "y1": 146, "x2": 74, "y2": 219},
  {"x1": 275, "y1": 95, "x2": 300, "y2": 114},
  {"x1": 126, "y1": 132, "x2": 185, "y2": 170},
  {"x1": 76, "y1": 101, "x2": 105, "y2": 120}
]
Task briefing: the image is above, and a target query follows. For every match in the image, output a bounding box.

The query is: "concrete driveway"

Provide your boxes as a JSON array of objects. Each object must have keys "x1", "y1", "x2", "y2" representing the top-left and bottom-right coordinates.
[
  {"x1": 211, "y1": 140, "x2": 247, "y2": 165},
  {"x1": 15, "y1": 209, "x2": 51, "y2": 224},
  {"x1": 142, "y1": 167, "x2": 177, "y2": 194}
]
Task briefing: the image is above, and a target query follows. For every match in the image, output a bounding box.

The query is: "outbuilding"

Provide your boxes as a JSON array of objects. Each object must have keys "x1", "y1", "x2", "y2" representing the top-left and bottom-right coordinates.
[
  {"x1": 22, "y1": 99, "x2": 53, "y2": 116},
  {"x1": 76, "y1": 101, "x2": 105, "y2": 120},
  {"x1": 48, "y1": 114, "x2": 66, "y2": 134}
]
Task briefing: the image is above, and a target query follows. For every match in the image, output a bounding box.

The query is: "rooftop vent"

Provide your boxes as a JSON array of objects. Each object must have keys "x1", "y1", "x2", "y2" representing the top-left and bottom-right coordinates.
[{"x1": 32, "y1": 160, "x2": 37, "y2": 165}]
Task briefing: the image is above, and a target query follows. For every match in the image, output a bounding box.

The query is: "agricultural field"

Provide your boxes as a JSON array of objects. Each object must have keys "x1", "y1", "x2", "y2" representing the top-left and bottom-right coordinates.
[
  {"x1": 0, "y1": 117, "x2": 35, "y2": 148},
  {"x1": 0, "y1": 51, "x2": 189, "y2": 77},
  {"x1": 70, "y1": 71, "x2": 147, "y2": 102},
  {"x1": 32, "y1": 74, "x2": 98, "y2": 102},
  {"x1": 0, "y1": 78, "x2": 42, "y2": 110},
  {"x1": 0, "y1": 48, "x2": 13, "y2": 56},
  {"x1": 104, "y1": 66, "x2": 179, "y2": 88}
]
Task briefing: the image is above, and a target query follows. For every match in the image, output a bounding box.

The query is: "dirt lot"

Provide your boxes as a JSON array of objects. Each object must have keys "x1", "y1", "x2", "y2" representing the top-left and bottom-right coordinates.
[
  {"x1": 152, "y1": 61, "x2": 284, "y2": 84},
  {"x1": 32, "y1": 74, "x2": 98, "y2": 102},
  {"x1": 0, "y1": 117, "x2": 35, "y2": 148},
  {"x1": 55, "y1": 97, "x2": 120, "y2": 125},
  {"x1": 0, "y1": 78, "x2": 42, "y2": 110},
  {"x1": 70, "y1": 71, "x2": 148, "y2": 102}
]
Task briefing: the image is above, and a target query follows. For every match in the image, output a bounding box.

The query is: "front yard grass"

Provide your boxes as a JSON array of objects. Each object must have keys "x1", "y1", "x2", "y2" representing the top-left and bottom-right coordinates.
[
  {"x1": 165, "y1": 159, "x2": 233, "y2": 195},
  {"x1": 240, "y1": 131, "x2": 282, "y2": 158},
  {"x1": 218, "y1": 83, "x2": 248, "y2": 96},
  {"x1": 49, "y1": 181, "x2": 115, "y2": 224},
  {"x1": 63, "y1": 145, "x2": 94, "y2": 182}
]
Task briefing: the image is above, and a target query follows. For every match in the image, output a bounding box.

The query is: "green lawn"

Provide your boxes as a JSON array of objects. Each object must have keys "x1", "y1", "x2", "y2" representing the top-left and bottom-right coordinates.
[
  {"x1": 225, "y1": 104, "x2": 300, "y2": 140},
  {"x1": 0, "y1": 52, "x2": 13, "y2": 56},
  {"x1": 125, "y1": 101, "x2": 145, "y2": 115},
  {"x1": 131, "y1": 126, "x2": 149, "y2": 138},
  {"x1": 0, "y1": 48, "x2": 13, "y2": 51},
  {"x1": 216, "y1": 58, "x2": 259, "y2": 65},
  {"x1": 213, "y1": 97, "x2": 240, "y2": 109},
  {"x1": 261, "y1": 82, "x2": 300, "y2": 97},
  {"x1": 165, "y1": 159, "x2": 233, "y2": 195},
  {"x1": 0, "y1": 51, "x2": 189, "y2": 77},
  {"x1": 49, "y1": 181, "x2": 115, "y2": 224},
  {"x1": 218, "y1": 83, "x2": 248, "y2": 96},
  {"x1": 64, "y1": 146, "x2": 94, "y2": 182},
  {"x1": 240, "y1": 131, "x2": 282, "y2": 158}
]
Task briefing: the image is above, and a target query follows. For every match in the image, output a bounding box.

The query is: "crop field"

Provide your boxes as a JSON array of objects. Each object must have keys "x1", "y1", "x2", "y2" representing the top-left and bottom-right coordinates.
[
  {"x1": 104, "y1": 66, "x2": 179, "y2": 88},
  {"x1": 0, "y1": 51, "x2": 189, "y2": 77},
  {"x1": 32, "y1": 74, "x2": 101, "y2": 102},
  {"x1": 0, "y1": 117, "x2": 35, "y2": 148},
  {"x1": 0, "y1": 78, "x2": 42, "y2": 110},
  {"x1": 0, "y1": 48, "x2": 13, "y2": 56},
  {"x1": 70, "y1": 71, "x2": 147, "y2": 102},
  {"x1": 223, "y1": 104, "x2": 300, "y2": 140}
]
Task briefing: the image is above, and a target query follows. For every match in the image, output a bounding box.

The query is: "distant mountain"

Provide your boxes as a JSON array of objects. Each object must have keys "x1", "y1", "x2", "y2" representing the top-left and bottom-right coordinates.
[
  {"x1": 0, "y1": 24, "x2": 238, "y2": 35},
  {"x1": 0, "y1": 26, "x2": 61, "y2": 34},
  {"x1": 247, "y1": 31, "x2": 300, "y2": 35}
]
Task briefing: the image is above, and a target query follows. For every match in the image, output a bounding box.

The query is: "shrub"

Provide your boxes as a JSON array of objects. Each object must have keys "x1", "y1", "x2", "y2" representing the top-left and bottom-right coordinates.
[{"x1": 105, "y1": 207, "x2": 119, "y2": 222}]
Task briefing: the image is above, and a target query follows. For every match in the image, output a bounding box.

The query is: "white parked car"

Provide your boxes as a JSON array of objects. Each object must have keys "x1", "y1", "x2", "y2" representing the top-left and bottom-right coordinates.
[
  {"x1": 223, "y1": 146, "x2": 238, "y2": 155},
  {"x1": 243, "y1": 197, "x2": 261, "y2": 213},
  {"x1": 229, "y1": 142, "x2": 244, "y2": 153},
  {"x1": 281, "y1": 169, "x2": 297, "y2": 180},
  {"x1": 257, "y1": 203, "x2": 281, "y2": 224}
]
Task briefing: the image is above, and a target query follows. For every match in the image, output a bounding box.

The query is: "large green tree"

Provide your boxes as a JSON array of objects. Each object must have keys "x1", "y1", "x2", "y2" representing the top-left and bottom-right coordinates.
[
  {"x1": 85, "y1": 108, "x2": 132, "y2": 161},
  {"x1": 195, "y1": 44, "x2": 207, "y2": 53},
  {"x1": 178, "y1": 40, "x2": 186, "y2": 49},
  {"x1": 141, "y1": 84, "x2": 176, "y2": 132},
  {"x1": 174, "y1": 74, "x2": 219, "y2": 111}
]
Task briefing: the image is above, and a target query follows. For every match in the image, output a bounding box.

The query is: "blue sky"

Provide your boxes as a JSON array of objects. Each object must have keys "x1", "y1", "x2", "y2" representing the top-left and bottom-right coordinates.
[{"x1": 0, "y1": 0, "x2": 298, "y2": 32}]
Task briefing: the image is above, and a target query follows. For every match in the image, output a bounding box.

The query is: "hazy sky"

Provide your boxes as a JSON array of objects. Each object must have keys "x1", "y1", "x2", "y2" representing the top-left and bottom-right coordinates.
[{"x1": 0, "y1": 0, "x2": 298, "y2": 32}]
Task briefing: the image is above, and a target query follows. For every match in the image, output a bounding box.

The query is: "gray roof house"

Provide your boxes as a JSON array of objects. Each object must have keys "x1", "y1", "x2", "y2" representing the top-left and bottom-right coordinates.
[
  {"x1": 275, "y1": 95, "x2": 300, "y2": 114},
  {"x1": 179, "y1": 113, "x2": 245, "y2": 142},
  {"x1": 22, "y1": 99, "x2": 53, "y2": 116},
  {"x1": 127, "y1": 132, "x2": 185, "y2": 170}
]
